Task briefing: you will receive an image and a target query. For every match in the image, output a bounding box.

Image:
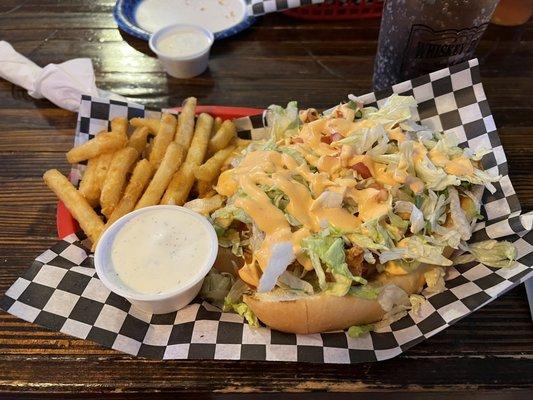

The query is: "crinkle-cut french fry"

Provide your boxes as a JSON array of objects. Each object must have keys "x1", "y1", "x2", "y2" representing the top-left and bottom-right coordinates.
[
  {"x1": 43, "y1": 169, "x2": 104, "y2": 244},
  {"x1": 212, "y1": 116, "x2": 222, "y2": 135},
  {"x1": 162, "y1": 113, "x2": 213, "y2": 205},
  {"x1": 148, "y1": 113, "x2": 177, "y2": 168},
  {"x1": 129, "y1": 117, "x2": 160, "y2": 134},
  {"x1": 93, "y1": 152, "x2": 114, "y2": 198},
  {"x1": 128, "y1": 126, "x2": 150, "y2": 156},
  {"x1": 66, "y1": 131, "x2": 127, "y2": 163},
  {"x1": 194, "y1": 144, "x2": 236, "y2": 182},
  {"x1": 100, "y1": 147, "x2": 139, "y2": 217},
  {"x1": 184, "y1": 195, "x2": 225, "y2": 216},
  {"x1": 175, "y1": 97, "x2": 197, "y2": 152},
  {"x1": 106, "y1": 159, "x2": 154, "y2": 227},
  {"x1": 135, "y1": 142, "x2": 184, "y2": 209},
  {"x1": 111, "y1": 117, "x2": 128, "y2": 139},
  {"x1": 78, "y1": 157, "x2": 100, "y2": 207},
  {"x1": 207, "y1": 120, "x2": 236, "y2": 157}
]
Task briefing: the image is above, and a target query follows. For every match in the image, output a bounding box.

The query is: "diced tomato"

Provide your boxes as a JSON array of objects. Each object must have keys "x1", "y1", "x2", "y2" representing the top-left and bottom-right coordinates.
[
  {"x1": 321, "y1": 135, "x2": 332, "y2": 144},
  {"x1": 321, "y1": 133, "x2": 342, "y2": 144},
  {"x1": 351, "y1": 162, "x2": 372, "y2": 179}
]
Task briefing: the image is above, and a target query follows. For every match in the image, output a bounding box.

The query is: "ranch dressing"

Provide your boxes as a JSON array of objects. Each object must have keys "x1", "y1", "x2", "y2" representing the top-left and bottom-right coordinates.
[
  {"x1": 111, "y1": 208, "x2": 213, "y2": 295},
  {"x1": 156, "y1": 29, "x2": 211, "y2": 57}
]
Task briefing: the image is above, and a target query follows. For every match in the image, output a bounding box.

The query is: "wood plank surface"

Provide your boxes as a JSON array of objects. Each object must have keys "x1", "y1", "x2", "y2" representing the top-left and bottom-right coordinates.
[{"x1": 0, "y1": 0, "x2": 532, "y2": 398}]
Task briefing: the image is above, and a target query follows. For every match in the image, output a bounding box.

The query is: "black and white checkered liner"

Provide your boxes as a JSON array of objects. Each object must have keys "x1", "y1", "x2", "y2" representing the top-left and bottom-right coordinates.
[
  {"x1": 246, "y1": 0, "x2": 384, "y2": 16},
  {"x1": 1, "y1": 59, "x2": 532, "y2": 362},
  {"x1": 247, "y1": 0, "x2": 326, "y2": 16}
]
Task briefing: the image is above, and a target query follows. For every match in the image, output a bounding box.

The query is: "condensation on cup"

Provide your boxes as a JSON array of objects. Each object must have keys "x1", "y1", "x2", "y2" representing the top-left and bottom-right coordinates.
[{"x1": 373, "y1": 0, "x2": 500, "y2": 90}]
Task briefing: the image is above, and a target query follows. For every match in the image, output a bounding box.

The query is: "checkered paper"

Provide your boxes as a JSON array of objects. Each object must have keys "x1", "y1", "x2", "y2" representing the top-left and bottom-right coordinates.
[
  {"x1": 247, "y1": 0, "x2": 326, "y2": 17},
  {"x1": 2, "y1": 59, "x2": 532, "y2": 363}
]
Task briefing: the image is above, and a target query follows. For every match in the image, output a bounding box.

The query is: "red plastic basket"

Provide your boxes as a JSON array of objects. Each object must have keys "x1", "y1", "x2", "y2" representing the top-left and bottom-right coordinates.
[{"x1": 284, "y1": 0, "x2": 383, "y2": 20}]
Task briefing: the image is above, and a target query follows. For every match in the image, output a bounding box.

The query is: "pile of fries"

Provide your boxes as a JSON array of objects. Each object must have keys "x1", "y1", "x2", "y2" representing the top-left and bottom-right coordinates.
[{"x1": 43, "y1": 97, "x2": 246, "y2": 247}]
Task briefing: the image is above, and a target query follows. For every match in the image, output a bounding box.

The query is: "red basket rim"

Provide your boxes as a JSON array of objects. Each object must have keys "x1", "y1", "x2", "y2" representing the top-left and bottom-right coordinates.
[{"x1": 283, "y1": 0, "x2": 383, "y2": 21}]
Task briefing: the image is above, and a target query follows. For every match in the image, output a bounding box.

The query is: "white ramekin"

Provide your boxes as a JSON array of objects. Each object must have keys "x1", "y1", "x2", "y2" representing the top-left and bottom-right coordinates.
[
  {"x1": 149, "y1": 23, "x2": 214, "y2": 79},
  {"x1": 94, "y1": 205, "x2": 218, "y2": 314}
]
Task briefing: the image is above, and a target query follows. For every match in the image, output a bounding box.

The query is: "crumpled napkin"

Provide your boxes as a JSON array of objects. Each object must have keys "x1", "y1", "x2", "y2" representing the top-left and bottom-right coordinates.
[{"x1": 0, "y1": 41, "x2": 126, "y2": 112}]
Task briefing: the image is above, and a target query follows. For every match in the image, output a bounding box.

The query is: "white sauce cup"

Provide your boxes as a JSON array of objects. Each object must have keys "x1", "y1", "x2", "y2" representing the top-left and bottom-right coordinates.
[
  {"x1": 94, "y1": 205, "x2": 218, "y2": 314},
  {"x1": 149, "y1": 23, "x2": 214, "y2": 79}
]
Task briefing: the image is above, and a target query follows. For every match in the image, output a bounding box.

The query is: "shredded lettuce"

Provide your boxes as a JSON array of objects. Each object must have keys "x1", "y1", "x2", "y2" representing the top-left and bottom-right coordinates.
[
  {"x1": 394, "y1": 140, "x2": 415, "y2": 182},
  {"x1": 217, "y1": 228, "x2": 247, "y2": 257},
  {"x1": 348, "y1": 324, "x2": 374, "y2": 338},
  {"x1": 379, "y1": 236, "x2": 452, "y2": 266},
  {"x1": 395, "y1": 200, "x2": 425, "y2": 234},
  {"x1": 302, "y1": 230, "x2": 366, "y2": 296},
  {"x1": 334, "y1": 125, "x2": 387, "y2": 155},
  {"x1": 462, "y1": 169, "x2": 500, "y2": 193},
  {"x1": 378, "y1": 248, "x2": 407, "y2": 264},
  {"x1": 363, "y1": 249, "x2": 376, "y2": 264},
  {"x1": 232, "y1": 302, "x2": 259, "y2": 327},
  {"x1": 284, "y1": 212, "x2": 302, "y2": 227},
  {"x1": 349, "y1": 284, "x2": 381, "y2": 300},
  {"x1": 367, "y1": 132, "x2": 391, "y2": 157},
  {"x1": 375, "y1": 284, "x2": 411, "y2": 329},
  {"x1": 346, "y1": 233, "x2": 388, "y2": 251},
  {"x1": 363, "y1": 94, "x2": 417, "y2": 128},
  {"x1": 310, "y1": 190, "x2": 343, "y2": 211},
  {"x1": 388, "y1": 211, "x2": 410, "y2": 233},
  {"x1": 222, "y1": 279, "x2": 259, "y2": 327},
  {"x1": 266, "y1": 101, "x2": 299, "y2": 141},
  {"x1": 324, "y1": 274, "x2": 355, "y2": 296},
  {"x1": 401, "y1": 236, "x2": 453, "y2": 266},
  {"x1": 361, "y1": 219, "x2": 396, "y2": 249},
  {"x1": 223, "y1": 278, "x2": 250, "y2": 309},
  {"x1": 279, "y1": 145, "x2": 306, "y2": 165},
  {"x1": 211, "y1": 203, "x2": 252, "y2": 228},
  {"x1": 399, "y1": 119, "x2": 427, "y2": 133},
  {"x1": 431, "y1": 132, "x2": 463, "y2": 158},
  {"x1": 454, "y1": 240, "x2": 517, "y2": 268},
  {"x1": 277, "y1": 271, "x2": 314, "y2": 294},
  {"x1": 424, "y1": 267, "x2": 446, "y2": 294},
  {"x1": 409, "y1": 294, "x2": 426, "y2": 315},
  {"x1": 262, "y1": 186, "x2": 288, "y2": 209},
  {"x1": 420, "y1": 190, "x2": 448, "y2": 231},
  {"x1": 200, "y1": 269, "x2": 234, "y2": 308},
  {"x1": 448, "y1": 187, "x2": 472, "y2": 241},
  {"x1": 377, "y1": 284, "x2": 409, "y2": 312},
  {"x1": 414, "y1": 154, "x2": 460, "y2": 191},
  {"x1": 433, "y1": 224, "x2": 462, "y2": 249},
  {"x1": 308, "y1": 251, "x2": 327, "y2": 290},
  {"x1": 470, "y1": 148, "x2": 491, "y2": 161}
]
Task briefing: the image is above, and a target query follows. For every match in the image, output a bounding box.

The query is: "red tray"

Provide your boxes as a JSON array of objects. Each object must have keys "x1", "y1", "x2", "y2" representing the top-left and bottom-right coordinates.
[
  {"x1": 57, "y1": 105, "x2": 264, "y2": 239},
  {"x1": 283, "y1": 0, "x2": 383, "y2": 21}
]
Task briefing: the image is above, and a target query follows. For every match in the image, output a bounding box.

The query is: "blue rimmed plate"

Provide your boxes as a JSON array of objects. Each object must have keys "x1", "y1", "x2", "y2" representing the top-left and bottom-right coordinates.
[{"x1": 113, "y1": 0, "x2": 256, "y2": 41}]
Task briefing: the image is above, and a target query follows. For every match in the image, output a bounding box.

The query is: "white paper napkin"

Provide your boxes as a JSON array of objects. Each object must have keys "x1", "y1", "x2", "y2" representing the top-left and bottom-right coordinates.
[{"x1": 0, "y1": 41, "x2": 126, "y2": 112}]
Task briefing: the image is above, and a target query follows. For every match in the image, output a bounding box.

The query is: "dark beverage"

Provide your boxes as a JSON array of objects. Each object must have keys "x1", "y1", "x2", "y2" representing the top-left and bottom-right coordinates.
[{"x1": 373, "y1": 0, "x2": 500, "y2": 90}]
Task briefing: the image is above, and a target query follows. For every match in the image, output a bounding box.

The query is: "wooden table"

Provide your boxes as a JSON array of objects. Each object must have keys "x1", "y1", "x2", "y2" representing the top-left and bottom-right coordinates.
[{"x1": 0, "y1": 1, "x2": 532, "y2": 398}]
